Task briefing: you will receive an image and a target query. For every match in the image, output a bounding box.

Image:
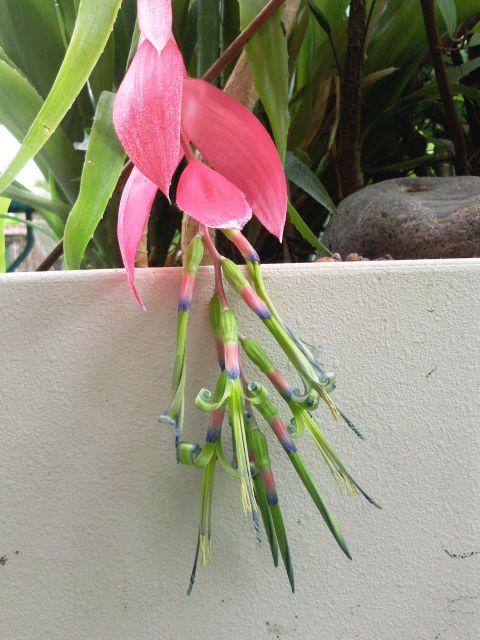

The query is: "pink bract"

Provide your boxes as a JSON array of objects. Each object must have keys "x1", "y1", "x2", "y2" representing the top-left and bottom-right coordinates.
[
  {"x1": 113, "y1": 38, "x2": 184, "y2": 199},
  {"x1": 176, "y1": 159, "x2": 252, "y2": 230},
  {"x1": 137, "y1": 0, "x2": 172, "y2": 54},
  {"x1": 117, "y1": 166, "x2": 158, "y2": 307},
  {"x1": 181, "y1": 78, "x2": 287, "y2": 240}
]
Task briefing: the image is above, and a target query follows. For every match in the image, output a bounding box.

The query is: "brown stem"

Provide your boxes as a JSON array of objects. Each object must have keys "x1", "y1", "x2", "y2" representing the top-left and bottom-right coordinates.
[
  {"x1": 37, "y1": 0, "x2": 287, "y2": 272},
  {"x1": 35, "y1": 239, "x2": 64, "y2": 271},
  {"x1": 202, "y1": 0, "x2": 286, "y2": 83},
  {"x1": 338, "y1": 0, "x2": 366, "y2": 199},
  {"x1": 420, "y1": 0, "x2": 468, "y2": 175}
]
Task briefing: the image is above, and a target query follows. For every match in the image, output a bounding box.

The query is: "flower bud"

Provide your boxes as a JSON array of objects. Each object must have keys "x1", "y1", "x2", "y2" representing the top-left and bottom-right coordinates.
[
  {"x1": 183, "y1": 235, "x2": 204, "y2": 274},
  {"x1": 240, "y1": 337, "x2": 273, "y2": 374},
  {"x1": 221, "y1": 259, "x2": 271, "y2": 319},
  {"x1": 209, "y1": 293, "x2": 223, "y2": 337},
  {"x1": 221, "y1": 310, "x2": 240, "y2": 379}
]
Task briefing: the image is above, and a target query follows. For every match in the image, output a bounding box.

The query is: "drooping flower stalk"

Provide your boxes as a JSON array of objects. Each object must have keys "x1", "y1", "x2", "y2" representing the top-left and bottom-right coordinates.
[
  {"x1": 112, "y1": 0, "x2": 378, "y2": 594},
  {"x1": 159, "y1": 235, "x2": 204, "y2": 455}
]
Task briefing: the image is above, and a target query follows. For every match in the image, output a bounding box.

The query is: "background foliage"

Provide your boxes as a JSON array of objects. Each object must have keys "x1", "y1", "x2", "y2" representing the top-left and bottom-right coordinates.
[{"x1": 0, "y1": 0, "x2": 479, "y2": 269}]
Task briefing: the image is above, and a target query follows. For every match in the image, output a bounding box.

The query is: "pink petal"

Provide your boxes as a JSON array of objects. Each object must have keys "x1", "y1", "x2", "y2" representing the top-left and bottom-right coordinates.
[
  {"x1": 118, "y1": 166, "x2": 158, "y2": 306},
  {"x1": 137, "y1": 0, "x2": 172, "y2": 54},
  {"x1": 181, "y1": 78, "x2": 287, "y2": 240},
  {"x1": 176, "y1": 159, "x2": 252, "y2": 229},
  {"x1": 113, "y1": 38, "x2": 183, "y2": 199}
]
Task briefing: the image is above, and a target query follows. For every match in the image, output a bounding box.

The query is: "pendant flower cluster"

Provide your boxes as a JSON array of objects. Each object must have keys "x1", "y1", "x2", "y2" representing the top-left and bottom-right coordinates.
[{"x1": 114, "y1": 0, "x2": 378, "y2": 594}]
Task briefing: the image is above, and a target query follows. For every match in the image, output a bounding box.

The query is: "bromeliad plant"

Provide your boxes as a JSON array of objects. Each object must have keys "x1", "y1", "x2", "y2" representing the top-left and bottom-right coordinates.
[{"x1": 113, "y1": 0, "x2": 379, "y2": 593}]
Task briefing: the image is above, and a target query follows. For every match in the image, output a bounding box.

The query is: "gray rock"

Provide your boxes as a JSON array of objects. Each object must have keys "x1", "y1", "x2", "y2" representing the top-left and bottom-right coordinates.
[{"x1": 323, "y1": 177, "x2": 480, "y2": 259}]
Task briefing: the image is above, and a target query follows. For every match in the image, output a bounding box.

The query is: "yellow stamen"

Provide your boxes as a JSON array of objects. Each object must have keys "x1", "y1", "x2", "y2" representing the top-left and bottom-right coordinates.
[
  {"x1": 200, "y1": 535, "x2": 207, "y2": 567},
  {"x1": 321, "y1": 390, "x2": 341, "y2": 420}
]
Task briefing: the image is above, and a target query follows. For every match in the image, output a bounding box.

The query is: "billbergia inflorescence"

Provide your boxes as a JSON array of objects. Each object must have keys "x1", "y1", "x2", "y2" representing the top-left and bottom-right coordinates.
[{"x1": 159, "y1": 228, "x2": 379, "y2": 594}]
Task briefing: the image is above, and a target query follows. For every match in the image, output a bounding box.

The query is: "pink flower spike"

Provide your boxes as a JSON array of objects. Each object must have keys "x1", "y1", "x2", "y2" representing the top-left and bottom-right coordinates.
[
  {"x1": 118, "y1": 167, "x2": 158, "y2": 307},
  {"x1": 181, "y1": 78, "x2": 287, "y2": 240},
  {"x1": 113, "y1": 38, "x2": 184, "y2": 199},
  {"x1": 137, "y1": 0, "x2": 172, "y2": 54},
  {"x1": 176, "y1": 158, "x2": 252, "y2": 230}
]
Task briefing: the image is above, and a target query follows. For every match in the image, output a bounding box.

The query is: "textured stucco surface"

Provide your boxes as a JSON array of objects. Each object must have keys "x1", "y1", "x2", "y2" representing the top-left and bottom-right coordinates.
[{"x1": 0, "y1": 260, "x2": 479, "y2": 640}]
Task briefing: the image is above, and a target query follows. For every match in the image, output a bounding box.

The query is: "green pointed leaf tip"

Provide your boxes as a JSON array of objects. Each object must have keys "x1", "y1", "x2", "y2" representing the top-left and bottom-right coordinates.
[
  {"x1": 63, "y1": 92, "x2": 125, "y2": 270},
  {"x1": 238, "y1": 0, "x2": 289, "y2": 159},
  {"x1": 289, "y1": 452, "x2": 352, "y2": 560},
  {"x1": 306, "y1": 0, "x2": 331, "y2": 34},
  {"x1": 285, "y1": 152, "x2": 337, "y2": 216},
  {"x1": 253, "y1": 475, "x2": 279, "y2": 566},
  {"x1": 287, "y1": 202, "x2": 332, "y2": 256},
  {"x1": 0, "y1": 0, "x2": 123, "y2": 198}
]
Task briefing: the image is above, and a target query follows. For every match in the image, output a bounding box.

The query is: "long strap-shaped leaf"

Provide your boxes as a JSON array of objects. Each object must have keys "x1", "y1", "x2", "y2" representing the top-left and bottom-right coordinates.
[
  {"x1": 238, "y1": 0, "x2": 289, "y2": 159},
  {"x1": 0, "y1": 0, "x2": 122, "y2": 198},
  {"x1": 0, "y1": 60, "x2": 81, "y2": 203},
  {"x1": 63, "y1": 92, "x2": 125, "y2": 270}
]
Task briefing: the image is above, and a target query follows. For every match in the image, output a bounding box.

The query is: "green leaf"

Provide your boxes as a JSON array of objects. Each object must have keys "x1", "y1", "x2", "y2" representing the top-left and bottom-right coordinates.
[
  {"x1": 285, "y1": 152, "x2": 337, "y2": 216},
  {"x1": 287, "y1": 202, "x2": 331, "y2": 256},
  {"x1": 446, "y1": 57, "x2": 480, "y2": 84},
  {"x1": 63, "y1": 92, "x2": 125, "y2": 270},
  {"x1": 89, "y1": 33, "x2": 116, "y2": 103},
  {"x1": 238, "y1": 0, "x2": 289, "y2": 159},
  {"x1": 2, "y1": 184, "x2": 70, "y2": 218},
  {"x1": 0, "y1": 196, "x2": 10, "y2": 272},
  {"x1": 0, "y1": 0, "x2": 66, "y2": 98},
  {"x1": 0, "y1": 213, "x2": 57, "y2": 240},
  {"x1": 0, "y1": 0, "x2": 122, "y2": 199},
  {"x1": 0, "y1": 60, "x2": 81, "y2": 203},
  {"x1": 306, "y1": 0, "x2": 331, "y2": 34},
  {"x1": 437, "y1": 0, "x2": 457, "y2": 37},
  {"x1": 197, "y1": 0, "x2": 221, "y2": 77}
]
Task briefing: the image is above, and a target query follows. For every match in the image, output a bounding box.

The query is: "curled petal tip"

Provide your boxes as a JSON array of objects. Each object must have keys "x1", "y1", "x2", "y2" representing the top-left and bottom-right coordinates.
[{"x1": 118, "y1": 167, "x2": 158, "y2": 306}]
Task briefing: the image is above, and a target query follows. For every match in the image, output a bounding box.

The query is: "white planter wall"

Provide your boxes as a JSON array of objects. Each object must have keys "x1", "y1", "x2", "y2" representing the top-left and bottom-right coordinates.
[{"x1": 0, "y1": 259, "x2": 479, "y2": 640}]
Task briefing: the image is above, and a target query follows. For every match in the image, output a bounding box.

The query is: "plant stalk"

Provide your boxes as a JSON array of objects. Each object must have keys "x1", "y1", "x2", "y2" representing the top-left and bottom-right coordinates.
[
  {"x1": 419, "y1": 0, "x2": 468, "y2": 175},
  {"x1": 338, "y1": 0, "x2": 367, "y2": 199}
]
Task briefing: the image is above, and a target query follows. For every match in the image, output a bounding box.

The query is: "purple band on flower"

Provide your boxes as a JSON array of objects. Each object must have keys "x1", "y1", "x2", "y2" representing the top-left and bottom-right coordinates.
[
  {"x1": 269, "y1": 416, "x2": 297, "y2": 453},
  {"x1": 206, "y1": 407, "x2": 225, "y2": 443},
  {"x1": 215, "y1": 337, "x2": 225, "y2": 370},
  {"x1": 261, "y1": 468, "x2": 279, "y2": 505},
  {"x1": 241, "y1": 287, "x2": 271, "y2": 319},
  {"x1": 178, "y1": 272, "x2": 195, "y2": 311},
  {"x1": 228, "y1": 230, "x2": 260, "y2": 262},
  {"x1": 224, "y1": 342, "x2": 240, "y2": 379},
  {"x1": 267, "y1": 368, "x2": 292, "y2": 399}
]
